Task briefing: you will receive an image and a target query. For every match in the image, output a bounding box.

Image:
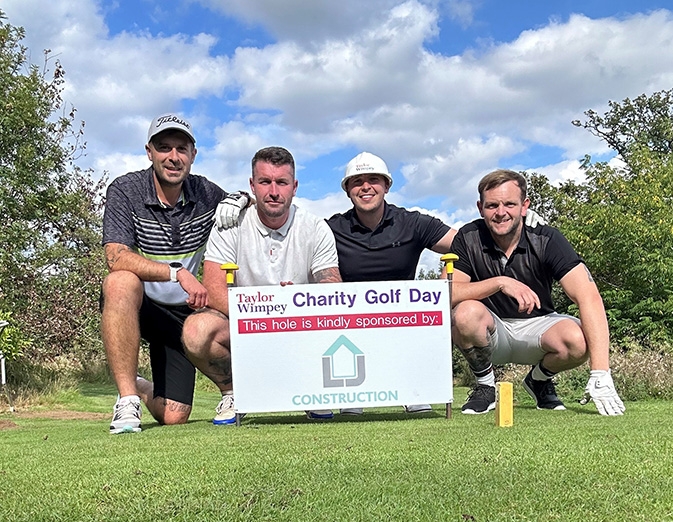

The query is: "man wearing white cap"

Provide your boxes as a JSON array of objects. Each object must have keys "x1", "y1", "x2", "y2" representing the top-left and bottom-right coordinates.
[
  {"x1": 101, "y1": 113, "x2": 249, "y2": 434},
  {"x1": 326, "y1": 151, "x2": 456, "y2": 415}
]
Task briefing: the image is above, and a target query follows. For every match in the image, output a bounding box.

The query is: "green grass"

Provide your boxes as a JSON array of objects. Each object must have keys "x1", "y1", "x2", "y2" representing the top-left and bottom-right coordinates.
[{"x1": 1, "y1": 385, "x2": 672, "y2": 521}]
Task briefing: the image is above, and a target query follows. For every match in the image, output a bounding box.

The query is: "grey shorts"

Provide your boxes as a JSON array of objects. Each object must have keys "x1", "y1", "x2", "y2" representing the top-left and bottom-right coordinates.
[{"x1": 487, "y1": 312, "x2": 581, "y2": 365}]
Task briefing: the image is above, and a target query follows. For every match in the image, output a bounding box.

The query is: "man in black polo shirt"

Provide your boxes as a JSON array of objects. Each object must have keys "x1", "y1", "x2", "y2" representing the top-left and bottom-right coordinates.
[
  {"x1": 326, "y1": 152, "x2": 455, "y2": 414},
  {"x1": 101, "y1": 113, "x2": 248, "y2": 434},
  {"x1": 450, "y1": 169, "x2": 625, "y2": 416}
]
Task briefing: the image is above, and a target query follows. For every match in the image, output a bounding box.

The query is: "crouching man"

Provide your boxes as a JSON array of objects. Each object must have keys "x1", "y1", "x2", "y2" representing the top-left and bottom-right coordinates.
[{"x1": 449, "y1": 169, "x2": 625, "y2": 416}]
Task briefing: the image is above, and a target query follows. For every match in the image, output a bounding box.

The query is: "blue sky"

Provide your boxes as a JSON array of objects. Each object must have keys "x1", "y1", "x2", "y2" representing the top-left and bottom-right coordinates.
[{"x1": 4, "y1": 0, "x2": 673, "y2": 271}]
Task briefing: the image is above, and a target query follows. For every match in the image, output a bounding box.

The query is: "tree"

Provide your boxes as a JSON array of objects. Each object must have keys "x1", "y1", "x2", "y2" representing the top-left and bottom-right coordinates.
[
  {"x1": 0, "y1": 11, "x2": 106, "y2": 364},
  {"x1": 529, "y1": 90, "x2": 673, "y2": 346},
  {"x1": 572, "y1": 89, "x2": 673, "y2": 162}
]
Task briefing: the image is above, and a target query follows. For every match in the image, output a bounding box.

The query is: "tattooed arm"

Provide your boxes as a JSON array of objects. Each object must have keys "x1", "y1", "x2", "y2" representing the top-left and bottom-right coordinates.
[
  {"x1": 104, "y1": 243, "x2": 207, "y2": 308},
  {"x1": 104, "y1": 243, "x2": 171, "y2": 281},
  {"x1": 313, "y1": 266, "x2": 342, "y2": 283}
]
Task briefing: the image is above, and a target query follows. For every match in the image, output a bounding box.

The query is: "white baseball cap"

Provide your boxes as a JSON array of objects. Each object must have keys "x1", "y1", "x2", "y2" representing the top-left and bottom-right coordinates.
[
  {"x1": 341, "y1": 152, "x2": 393, "y2": 191},
  {"x1": 147, "y1": 113, "x2": 195, "y2": 144}
]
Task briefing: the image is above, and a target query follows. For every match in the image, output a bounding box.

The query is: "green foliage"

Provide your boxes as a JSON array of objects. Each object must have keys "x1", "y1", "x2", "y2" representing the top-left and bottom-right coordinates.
[
  {"x1": 0, "y1": 310, "x2": 30, "y2": 361},
  {"x1": 0, "y1": 11, "x2": 107, "y2": 365},
  {"x1": 572, "y1": 88, "x2": 673, "y2": 160},
  {"x1": 527, "y1": 90, "x2": 673, "y2": 346}
]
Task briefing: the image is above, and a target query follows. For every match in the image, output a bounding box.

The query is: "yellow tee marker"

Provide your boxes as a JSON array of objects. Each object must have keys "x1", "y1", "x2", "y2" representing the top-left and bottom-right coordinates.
[
  {"x1": 440, "y1": 253, "x2": 459, "y2": 420},
  {"x1": 220, "y1": 263, "x2": 239, "y2": 285},
  {"x1": 495, "y1": 382, "x2": 513, "y2": 427}
]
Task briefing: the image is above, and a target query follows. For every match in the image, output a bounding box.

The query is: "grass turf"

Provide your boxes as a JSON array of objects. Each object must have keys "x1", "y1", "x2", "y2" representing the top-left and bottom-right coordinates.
[{"x1": 0, "y1": 384, "x2": 671, "y2": 521}]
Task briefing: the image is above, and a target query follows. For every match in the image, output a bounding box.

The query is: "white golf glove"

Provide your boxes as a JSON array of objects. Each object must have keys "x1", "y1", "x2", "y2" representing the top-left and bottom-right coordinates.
[
  {"x1": 215, "y1": 191, "x2": 250, "y2": 230},
  {"x1": 524, "y1": 209, "x2": 547, "y2": 227},
  {"x1": 581, "y1": 370, "x2": 625, "y2": 416}
]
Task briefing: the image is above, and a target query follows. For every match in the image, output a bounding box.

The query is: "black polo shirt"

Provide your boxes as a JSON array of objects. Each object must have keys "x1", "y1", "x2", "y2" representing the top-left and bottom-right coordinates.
[
  {"x1": 326, "y1": 202, "x2": 450, "y2": 282},
  {"x1": 450, "y1": 219, "x2": 583, "y2": 319}
]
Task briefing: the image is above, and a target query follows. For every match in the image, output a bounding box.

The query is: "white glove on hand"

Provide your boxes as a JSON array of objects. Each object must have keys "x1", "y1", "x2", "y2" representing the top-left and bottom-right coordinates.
[
  {"x1": 581, "y1": 370, "x2": 625, "y2": 416},
  {"x1": 215, "y1": 191, "x2": 250, "y2": 230},
  {"x1": 524, "y1": 209, "x2": 547, "y2": 227}
]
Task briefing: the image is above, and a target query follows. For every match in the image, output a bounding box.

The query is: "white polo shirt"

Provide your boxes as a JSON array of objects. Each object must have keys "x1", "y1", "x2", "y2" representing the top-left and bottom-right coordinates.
[{"x1": 204, "y1": 204, "x2": 339, "y2": 286}]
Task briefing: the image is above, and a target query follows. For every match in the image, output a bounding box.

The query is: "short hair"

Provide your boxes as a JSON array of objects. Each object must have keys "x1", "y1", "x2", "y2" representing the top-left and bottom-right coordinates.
[
  {"x1": 251, "y1": 147, "x2": 295, "y2": 177},
  {"x1": 478, "y1": 169, "x2": 527, "y2": 202}
]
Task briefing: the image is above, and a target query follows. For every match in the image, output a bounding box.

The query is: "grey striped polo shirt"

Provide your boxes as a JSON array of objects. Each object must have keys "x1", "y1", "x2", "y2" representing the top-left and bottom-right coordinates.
[{"x1": 103, "y1": 167, "x2": 226, "y2": 305}]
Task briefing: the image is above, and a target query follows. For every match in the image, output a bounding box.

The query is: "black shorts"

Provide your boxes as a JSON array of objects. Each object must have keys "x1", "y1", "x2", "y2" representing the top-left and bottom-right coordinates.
[{"x1": 138, "y1": 295, "x2": 196, "y2": 406}]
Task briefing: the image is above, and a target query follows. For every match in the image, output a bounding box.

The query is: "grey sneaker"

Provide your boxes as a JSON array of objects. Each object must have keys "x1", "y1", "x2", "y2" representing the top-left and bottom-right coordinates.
[
  {"x1": 404, "y1": 404, "x2": 432, "y2": 413},
  {"x1": 213, "y1": 394, "x2": 238, "y2": 425},
  {"x1": 523, "y1": 370, "x2": 566, "y2": 410},
  {"x1": 339, "y1": 408, "x2": 364, "y2": 415},
  {"x1": 306, "y1": 410, "x2": 334, "y2": 420},
  {"x1": 110, "y1": 397, "x2": 142, "y2": 434},
  {"x1": 461, "y1": 385, "x2": 496, "y2": 414}
]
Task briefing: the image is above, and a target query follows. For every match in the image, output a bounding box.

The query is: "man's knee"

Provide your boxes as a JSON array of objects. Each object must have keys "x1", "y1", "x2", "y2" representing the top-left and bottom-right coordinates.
[
  {"x1": 452, "y1": 301, "x2": 493, "y2": 343},
  {"x1": 182, "y1": 310, "x2": 229, "y2": 355},
  {"x1": 101, "y1": 271, "x2": 143, "y2": 310},
  {"x1": 542, "y1": 321, "x2": 588, "y2": 362}
]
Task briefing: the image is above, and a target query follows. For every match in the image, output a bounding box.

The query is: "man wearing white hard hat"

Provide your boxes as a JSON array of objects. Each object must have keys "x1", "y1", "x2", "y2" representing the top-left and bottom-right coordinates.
[
  {"x1": 328, "y1": 152, "x2": 456, "y2": 283},
  {"x1": 326, "y1": 151, "x2": 457, "y2": 415}
]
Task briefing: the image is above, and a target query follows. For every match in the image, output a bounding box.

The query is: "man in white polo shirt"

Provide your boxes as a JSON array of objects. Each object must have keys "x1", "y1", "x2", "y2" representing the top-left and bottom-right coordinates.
[{"x1": 182, "y1": 146, "x2": 342, "y2": 424}]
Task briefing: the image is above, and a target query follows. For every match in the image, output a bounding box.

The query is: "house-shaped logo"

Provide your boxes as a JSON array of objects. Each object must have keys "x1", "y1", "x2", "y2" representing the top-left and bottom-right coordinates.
[{"x1": 322, "y1": 335, "x2": 366, "y2": 388}]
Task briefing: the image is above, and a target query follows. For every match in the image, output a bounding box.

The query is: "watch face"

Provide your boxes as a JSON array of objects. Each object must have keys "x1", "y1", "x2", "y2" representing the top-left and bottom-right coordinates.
[{"x1": 170, "y1": 262, "x2": 183, "y2": 268}]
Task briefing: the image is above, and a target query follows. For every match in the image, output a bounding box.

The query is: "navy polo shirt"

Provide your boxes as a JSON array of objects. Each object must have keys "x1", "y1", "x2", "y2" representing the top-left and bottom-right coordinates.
[
  {"x1": 326, "y1": 202, "x2": 450, "y2": 282},
  {"x1": 450, "y1": 219, "x2": 583, "y2": 319}
]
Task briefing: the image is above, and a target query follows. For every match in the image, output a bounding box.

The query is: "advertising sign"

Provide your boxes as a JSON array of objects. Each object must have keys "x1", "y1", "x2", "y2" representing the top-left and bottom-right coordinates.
[{"x1": 229, "y1": 279, "x2": 453, "y2": 413}]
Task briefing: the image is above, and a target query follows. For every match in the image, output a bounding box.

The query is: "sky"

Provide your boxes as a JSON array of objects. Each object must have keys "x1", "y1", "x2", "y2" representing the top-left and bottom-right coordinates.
[{"x1": 3, "y1": 0, "x2": 673, "y2": 272}]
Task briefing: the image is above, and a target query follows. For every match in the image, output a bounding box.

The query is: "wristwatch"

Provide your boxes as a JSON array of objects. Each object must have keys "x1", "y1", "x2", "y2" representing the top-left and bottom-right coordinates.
[{"x1": 169, "y1": 262, "x2": 184, "y2": 283}]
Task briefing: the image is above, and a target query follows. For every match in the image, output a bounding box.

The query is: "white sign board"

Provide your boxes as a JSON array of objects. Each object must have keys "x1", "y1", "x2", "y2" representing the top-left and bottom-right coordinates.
[{"x1": 229, "y1": 279, "x2": 453, "y2": 413}]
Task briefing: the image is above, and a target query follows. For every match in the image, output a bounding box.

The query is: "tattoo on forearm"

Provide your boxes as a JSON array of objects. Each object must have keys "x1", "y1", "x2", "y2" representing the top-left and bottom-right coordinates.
[
  {"x1": 583, "y1": 264, "x2": 594, "y2": 283},
  {"x1": 314, "y1": 267, "x2": 342, "y2": 283},
  {"x1": 105, "y1": 244, "x2": 130, "y2": 269}
]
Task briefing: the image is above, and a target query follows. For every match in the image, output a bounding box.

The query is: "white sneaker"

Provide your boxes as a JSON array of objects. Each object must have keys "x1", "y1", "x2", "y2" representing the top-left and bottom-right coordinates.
[
  {"x1": 306, "y1": 410, "x2": 334, "y2": 420},
  {"x1": 213, "y1": 394, "x2": 238, "y2": 425},
  {"x1": 339, "y1": 408, "x2": 364, "y2": 415},
  {"x1": 404, "y1": 404, "x2": 432, "y2": 413},
  {"x1": 110, "y1": 397, "x2": 142, "y2": 434}
]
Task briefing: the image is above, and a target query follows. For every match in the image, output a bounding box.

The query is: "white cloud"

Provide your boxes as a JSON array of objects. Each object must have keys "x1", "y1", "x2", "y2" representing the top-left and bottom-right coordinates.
[
  {"x1": 198, "y1": 0, "x2": 415, "y2": 43},
  {"x1": 4, "y1": 0, "x2": 673, "y2": 224}
]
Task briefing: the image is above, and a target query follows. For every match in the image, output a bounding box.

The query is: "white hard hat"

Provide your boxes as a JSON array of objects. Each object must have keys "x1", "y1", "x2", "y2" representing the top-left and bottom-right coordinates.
[{"x1": 341, "y1": 152, "x2": 393, "y2": 191}]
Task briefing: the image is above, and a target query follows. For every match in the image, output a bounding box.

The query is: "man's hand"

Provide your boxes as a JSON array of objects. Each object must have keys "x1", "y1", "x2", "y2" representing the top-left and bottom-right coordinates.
[
  {"x1": 581, "y1": 370, "x2": 625, "y2": 416},
  {"x1": 525, "y1": 209, "x2": 546, "y2": 227},
  {"x1": 176, "y1": 270, "x2": 209, "y2": 309},
  {"x1": 498, "y1": 277, "x2": 541, "y2": 314},
  {"x1": 215, "y1": 191, "x2": 250, "y2": 230}
]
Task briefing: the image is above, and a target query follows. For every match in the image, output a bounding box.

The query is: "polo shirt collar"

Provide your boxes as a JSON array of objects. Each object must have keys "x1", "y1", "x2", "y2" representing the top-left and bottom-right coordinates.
[
  {"x1": 252, "y1": 204, "x2": 297, "y2": 237},
  {"x1": 348, "y1": 201, "x2": 394, "y2": 232},
  {"x1": 479, "y1": 220, "x2": 529, "y2": 255},
  {"x1": 143, "y1": 167, "x2": 195, "y2": 207}
]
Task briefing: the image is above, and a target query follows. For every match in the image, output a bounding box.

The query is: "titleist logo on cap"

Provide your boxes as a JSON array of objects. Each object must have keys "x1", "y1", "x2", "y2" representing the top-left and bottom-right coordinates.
[
  {"x1": 147, "y1": 113, "x2": 195, "y2": 143},
  {"x1": 155, "y1": 114, "x2": 191, "y2": 131}
]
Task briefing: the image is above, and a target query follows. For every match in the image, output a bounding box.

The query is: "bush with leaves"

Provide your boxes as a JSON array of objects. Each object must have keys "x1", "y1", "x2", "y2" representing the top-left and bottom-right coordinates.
[
  {"x1": 526, "y1": 90, "x2": 673, "y2": 348},
  {"x1": 0, "y1": 11, "x2": 106, "y2": 369}
]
